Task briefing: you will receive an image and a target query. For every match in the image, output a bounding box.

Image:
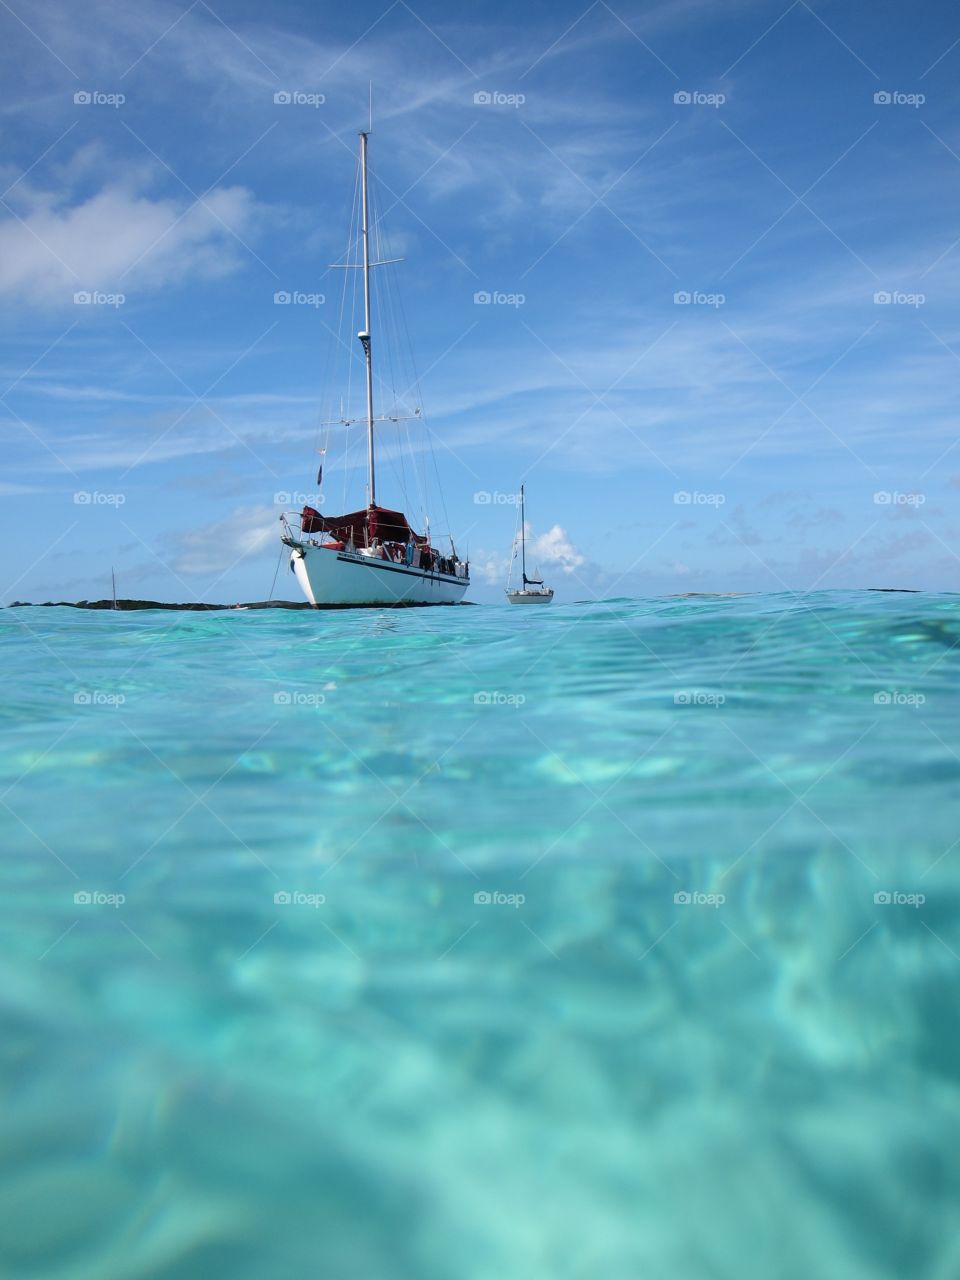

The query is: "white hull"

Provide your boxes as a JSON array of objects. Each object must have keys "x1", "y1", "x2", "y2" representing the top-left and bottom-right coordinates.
[
  {"x1": 291, "y1": 544, "x2": 468, "y2": 607},
  {"x1": 506, "y1": 589, "x2": 554, "y2": 604}
]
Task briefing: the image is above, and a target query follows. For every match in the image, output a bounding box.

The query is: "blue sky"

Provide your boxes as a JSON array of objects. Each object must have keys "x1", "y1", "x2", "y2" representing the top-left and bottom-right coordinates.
[{"x1": 2, "y1": 0, "x2": 960, "y2": 603}]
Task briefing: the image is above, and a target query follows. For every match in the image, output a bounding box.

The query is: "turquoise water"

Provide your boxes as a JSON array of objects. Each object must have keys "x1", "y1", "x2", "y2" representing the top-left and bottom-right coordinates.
[{"x1": 2, "y1": 591, "x2": 960, "y2": 1279}]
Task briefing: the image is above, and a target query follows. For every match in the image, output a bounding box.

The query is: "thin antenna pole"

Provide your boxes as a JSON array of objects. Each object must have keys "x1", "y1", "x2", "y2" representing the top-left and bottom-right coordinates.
[
  {"x1": 111, "y1": 566, "x2": 117, "y2": 609},
  {"x1": 359, "y1": 130, "x2": 376, "y2": 506}
]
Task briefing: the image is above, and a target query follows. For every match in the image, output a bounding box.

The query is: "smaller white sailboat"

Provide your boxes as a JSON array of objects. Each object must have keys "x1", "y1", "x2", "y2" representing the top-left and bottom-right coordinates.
[{"x1": 506, "y1": 485, "x2": 554, "y2": 604}]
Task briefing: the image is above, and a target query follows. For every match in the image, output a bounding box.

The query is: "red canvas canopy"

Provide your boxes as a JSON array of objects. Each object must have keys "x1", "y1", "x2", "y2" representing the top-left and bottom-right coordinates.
[{"x1": 300, "y1": 505, "x2": 427, "y2": 546}]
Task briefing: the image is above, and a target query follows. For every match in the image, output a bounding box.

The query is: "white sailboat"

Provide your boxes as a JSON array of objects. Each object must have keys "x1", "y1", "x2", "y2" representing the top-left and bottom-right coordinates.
[
  {"x1": 281, "y1": 128, "x2": 469, "y2": 608},
  {"x1": 506, "y1": 485, "x2": 554, "y2": 604}
]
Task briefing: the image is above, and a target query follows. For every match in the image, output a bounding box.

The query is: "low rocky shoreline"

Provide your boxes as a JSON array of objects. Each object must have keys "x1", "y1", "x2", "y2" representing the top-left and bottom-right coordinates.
[
  {"x1": 9, "y1": 599, "x2": 317, "y2": 611},
  {"x1": 7, "y1": 599, "x2": 477, "y2": 610}
]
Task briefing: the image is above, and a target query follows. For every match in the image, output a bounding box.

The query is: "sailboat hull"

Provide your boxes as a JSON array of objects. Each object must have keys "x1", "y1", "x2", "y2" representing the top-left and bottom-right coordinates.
[
  {"x1": 292, "y1": 544, "x2": 468, "y2": 607},
  {"x1": 506, "y1": 589, "x2": 554, "y2": 604}
]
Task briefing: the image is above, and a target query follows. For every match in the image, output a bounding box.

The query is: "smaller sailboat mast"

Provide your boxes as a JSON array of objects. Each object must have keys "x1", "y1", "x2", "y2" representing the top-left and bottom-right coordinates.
[
  {"x1": 519, "y1": 484, "x2": 526, "y2": 583},
  {"x1": 506, "y1": 482, "x2": 553, "y2": 604},
  {"x1": 519, "y1": 485, "x2": 543, "y2": 586}
]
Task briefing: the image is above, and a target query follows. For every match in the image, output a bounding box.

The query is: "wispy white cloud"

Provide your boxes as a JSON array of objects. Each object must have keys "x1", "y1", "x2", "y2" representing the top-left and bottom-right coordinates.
[
  {"x1": 0, "y1": 182, "x2": 261, "y2": 305},
  {"x1": 168, "y1": 502, "x2": 277, "y2": 575}
]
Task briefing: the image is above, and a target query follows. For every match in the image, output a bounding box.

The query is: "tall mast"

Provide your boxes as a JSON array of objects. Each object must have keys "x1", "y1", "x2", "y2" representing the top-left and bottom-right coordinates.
[
  {"x1": 358, "y1": 130, "x2": 375, "y2": 507},
  {"x1": 520, "y1": 484, "x2": 526, "y2": 583}
]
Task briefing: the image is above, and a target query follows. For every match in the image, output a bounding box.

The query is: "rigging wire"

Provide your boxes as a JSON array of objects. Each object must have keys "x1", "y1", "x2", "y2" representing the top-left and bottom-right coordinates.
[
  {"x1": 367, "y1": 161, "x2": 443, "y2": 542},
  {"x1": 267, "y1": 542, "x2": 284, "y2": 600},
  {"x1": 390, "y1": 229, "x2": 454, "y2": 549},
  {"x1": 317, "y1": 154, "x2": 360, "y2": 443}
]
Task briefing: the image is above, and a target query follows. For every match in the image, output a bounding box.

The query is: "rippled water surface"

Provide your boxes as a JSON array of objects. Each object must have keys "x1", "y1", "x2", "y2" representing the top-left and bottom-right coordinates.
[{"x1": 3, "y1": 592, "x2": 960, "y2": 1279}]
